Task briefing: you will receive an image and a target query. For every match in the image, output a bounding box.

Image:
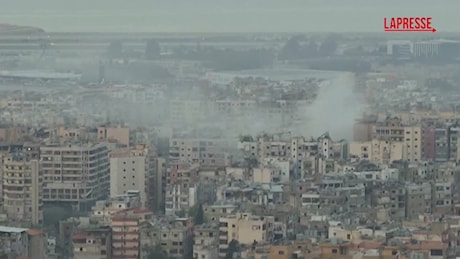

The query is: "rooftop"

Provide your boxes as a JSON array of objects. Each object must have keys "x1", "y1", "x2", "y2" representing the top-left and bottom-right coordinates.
[{"x1": 0, "y1": 226, "x2": 28, "y2": 233}]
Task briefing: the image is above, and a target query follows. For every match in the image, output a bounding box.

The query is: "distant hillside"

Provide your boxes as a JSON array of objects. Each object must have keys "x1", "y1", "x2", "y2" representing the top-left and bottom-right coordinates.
[{"x1": 0, "y1": 23, "x2": 46, "y2": 35}]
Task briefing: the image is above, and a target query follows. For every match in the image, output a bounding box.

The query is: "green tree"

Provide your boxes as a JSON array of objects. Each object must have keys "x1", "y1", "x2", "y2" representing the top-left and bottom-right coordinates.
[
  {"x1": 176, "y1": 209, "x2": 186, "y2": 218},
  {"x1": 148, "y1": 244, "x2": 169, "y2": 259},
  {"x1": 225, "y1": 239, "x2": 239, "y2": 259}
]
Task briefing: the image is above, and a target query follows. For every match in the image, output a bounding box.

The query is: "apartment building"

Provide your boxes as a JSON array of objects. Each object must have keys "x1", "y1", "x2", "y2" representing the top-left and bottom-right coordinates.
[
  {"x1": 97, "y1": 124, "x2": 130, "y2": 147},
  {"x1": 448, "y1": 126, "x2": 460, "y2": 161},
  {"x1": 434, "y1": 127, "x2": 449, "y2": 162},
  {"x1": 0, "y1": 226, "x2": 29, "y2": 258},
  {"x1": 372, "y1": 182, "x2": 406, "y2": 221},
  {"x1": 109, "y1": 144, "x2": 155, "y2": 209},
  {"x1": 193, "y1": 223, "x2": 219, "y2": 259},
  {"x1": 372, "y1": 117, "x2": 405, "y2": 142},
  {"x1": 422, "y1": 125, "x2": 436, "y2": 160},
  {"x1": 403, "y1": 126, "x2": 422, "y2": 162},
  {"x1": 257, "y1": 133, "x2": 291, "y2": 162},
  {"x1": 1, "y1": 155, "x2": 43, "y2": 225},
  {"x1": 140, "y1": 219, "x2": 189, "y2": 259},
  {"x1": 165, "y1": 163, "x2": 199, "y2": 216},
  {"x1": 152, "y1": 157, "x2": 167, "y2": 212},
  {"x1": 23, "y1": 142, "x2": 41, "y2": 161},
  {"x1": 111, "y1": 216, "x2": 141, "y2": 258},
  {"x1": 72, "y1": 226, "x2": 112, "y2": 259},
  {"x1": 349, "y1": 139, "x2": 403, "y2": 164},
  {"x1": 169, "y1": 137, "x2": 231, "y2": 168},
  {"x1": 202, "y1": 203, "x2": 238, "y2": 223},
  {"x1": 218, "y1": 212, "x2": 275, "y2": 258},
  {"x1": 0, "y1": 126, "x2": 25, "y2": 143},
  {"x1": 57, "y1": 127, "x2": 91, "y2": 143},
  {"x1": 90, "y1": 192, "x2": 142, "y2": 225},
  {"x1": 40, "y1": 143, "x2": 110, "y2": 210},
  {"x1": 433, "y1": 181, "x2": 454, "y2": 215},
  {"x1": 405, "y1": 183, "x2": 433, "y2": 219},
  {"x1": 111, "y1": 208, "x2": 153, "y2": 259}
]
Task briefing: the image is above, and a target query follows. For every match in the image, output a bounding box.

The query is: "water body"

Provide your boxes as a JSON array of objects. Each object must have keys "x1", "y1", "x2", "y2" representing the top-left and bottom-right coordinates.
[{"x1": 0, "y1": 0, "x2": 458, "y2": 33}]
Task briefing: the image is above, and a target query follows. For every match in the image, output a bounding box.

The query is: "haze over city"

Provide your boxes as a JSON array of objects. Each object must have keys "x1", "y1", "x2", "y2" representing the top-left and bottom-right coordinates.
[{"x1": 1, "y1": 0, "x2": 460, "y2": 259}]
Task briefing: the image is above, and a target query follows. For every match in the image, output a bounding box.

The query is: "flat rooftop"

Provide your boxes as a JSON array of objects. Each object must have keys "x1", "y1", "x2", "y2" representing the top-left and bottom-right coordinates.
[{"x1": 0, "y1": 226, "x2": 28, "y2": 233}]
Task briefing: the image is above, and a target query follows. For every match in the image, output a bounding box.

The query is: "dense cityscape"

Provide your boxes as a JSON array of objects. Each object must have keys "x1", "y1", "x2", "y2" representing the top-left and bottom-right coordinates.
[{"x1": 1, "y1": 12, "x2": 460, "y2": 259}]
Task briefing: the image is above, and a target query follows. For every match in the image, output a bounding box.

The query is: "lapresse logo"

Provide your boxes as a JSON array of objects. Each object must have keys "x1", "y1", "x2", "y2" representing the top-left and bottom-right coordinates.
[{"x1": 383, "y1": 17, "x2": 436, "y2": 32}]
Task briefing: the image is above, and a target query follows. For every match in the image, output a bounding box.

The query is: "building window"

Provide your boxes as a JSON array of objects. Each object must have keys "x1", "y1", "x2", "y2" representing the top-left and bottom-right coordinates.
[{"x1": 332, "y1": 249, "x2": 338, "y2": 254}]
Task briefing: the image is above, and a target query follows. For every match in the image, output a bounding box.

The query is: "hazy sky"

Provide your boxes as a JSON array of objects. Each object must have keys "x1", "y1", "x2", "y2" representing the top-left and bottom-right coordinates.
[{"x1": 0, "y1": 0, "x2": 459, "y2": 32}]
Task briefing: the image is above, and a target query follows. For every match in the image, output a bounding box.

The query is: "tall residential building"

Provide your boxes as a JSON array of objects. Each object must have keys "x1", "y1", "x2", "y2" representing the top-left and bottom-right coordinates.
[
  {"x1": 1, "y1": 155, "x2": 43, "y2": 226},
  {"x1": 165, "y1": 163, "x2": 199, "y2": 216},
  {"x1": 111, "y1": 208, "x2": 153, "y2": 259},
  {"x1": 40, "y1": 143, "x2": 110, "y2": 210},
  {"x1": 403, "y1": 126, "x2": 422, "y2": 162},
  {"x1": 153, "y1": 157, "x2": 167, "y2": 212},
  {"x1": 435, "y1": 128, "x2": 449, "y2": 162},
  {"x1": 448, "y1": 126, "x2": 460, "y2": 162},
  {"x1": 422, "y1": 125, "x2": 435, "y2": 160},
  {"x1": 109, "y1": 144, "x2": 160, "y2": 210}
]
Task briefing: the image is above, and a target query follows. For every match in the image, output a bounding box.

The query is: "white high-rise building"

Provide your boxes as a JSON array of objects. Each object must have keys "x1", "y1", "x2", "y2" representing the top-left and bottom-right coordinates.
[
  {"x1": 109, "y1": 144, "x2": 155, "y2": 209},
  {"x1": 40, "y1": 143, "x2": 109, "y2": 210}
]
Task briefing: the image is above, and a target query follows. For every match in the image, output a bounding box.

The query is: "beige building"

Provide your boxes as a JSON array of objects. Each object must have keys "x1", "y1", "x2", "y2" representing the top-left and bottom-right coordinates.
[
  {"x1": 57, "y1": 127, "x2": 90, "y2": 143},
  {"x1": 40, "y1": 143, "x2": 110, "y2": 210},
  {"x1": 1, "y1": 155, "x2": 43, "y2": 225},
  {"x1": 218, "y1": 212, "x2": 275, "y2": 258},
  {"x1": 403, "y1": 126, "x2": 422, "y2": 162},
  {"x1": 193, "y1": 223, "x2": 219, "y2": 259},
  {"x1": 169, "y1": 138, "x2": 231, "y2": 168},
  {"x1": 111, "y1": 209, "x2": 152, "y2": 259},
  {"x1": 0, "y1": 126, "x2": 25, "y2": 143},
  {"x1": 90, "y1": 192, "x2": 142, "y2": 225},
  {"x1": 140, "y1": 219, "x2": 188, "y2": 259},
  {"x1": 109, "y1": 145, "x2": 154, "y2": 208},
  {"x1": 252, "y1": 167, "x2": 275, "y2": 184},
  {"x1": 27, "y1": 229, "x2": 47, "y2": 259},
  {"x1": 202, "y1": 203, "x2": 238, "y2": 222},
  {"x1": 349, "y1": 139, "x2": 403, "y2": 164},
  {"x1": 72, "y1": 226, "x2": 112, "y2": 259},
  {"x1": 97, "y1": 124, "x2": 130, "y2": 147}
]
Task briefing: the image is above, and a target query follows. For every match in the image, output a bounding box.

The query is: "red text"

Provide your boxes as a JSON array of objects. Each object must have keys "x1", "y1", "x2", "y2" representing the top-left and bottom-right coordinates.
[{"x1": 384, "y1": 17, "x2": 432, "y2": 30}]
